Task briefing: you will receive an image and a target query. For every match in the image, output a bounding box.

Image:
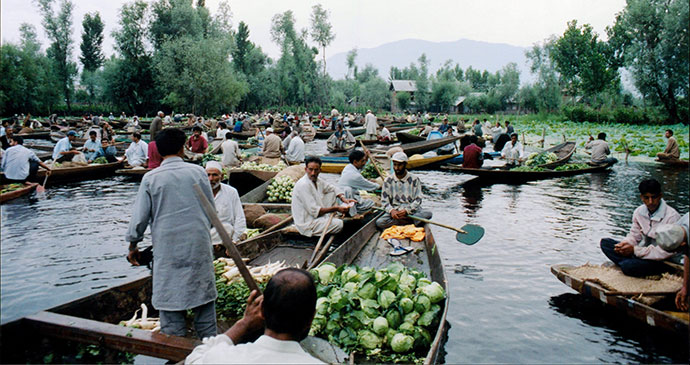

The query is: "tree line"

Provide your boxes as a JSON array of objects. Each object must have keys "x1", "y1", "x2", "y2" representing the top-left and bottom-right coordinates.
[{"x1": 0, "y1": 0, "x2": 687, "y2": 123}]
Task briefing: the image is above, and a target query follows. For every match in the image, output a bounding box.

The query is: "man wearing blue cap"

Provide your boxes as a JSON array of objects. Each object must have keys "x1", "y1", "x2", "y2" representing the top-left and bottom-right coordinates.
[{"x1": 52, "y1": 131, "x2": 81, "y2": 162}]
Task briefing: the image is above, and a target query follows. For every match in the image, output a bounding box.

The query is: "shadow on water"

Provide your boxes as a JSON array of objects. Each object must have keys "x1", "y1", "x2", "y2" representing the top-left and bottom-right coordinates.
[{"x1": 549, "y1": 293, "x2": 689, "y2": 363}]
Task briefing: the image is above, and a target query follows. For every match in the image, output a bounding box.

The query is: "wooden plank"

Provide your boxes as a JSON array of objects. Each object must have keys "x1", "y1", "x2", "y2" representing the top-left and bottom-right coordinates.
[{"x1": 23, "y1": 311, "x2": 198, "y2": 362}]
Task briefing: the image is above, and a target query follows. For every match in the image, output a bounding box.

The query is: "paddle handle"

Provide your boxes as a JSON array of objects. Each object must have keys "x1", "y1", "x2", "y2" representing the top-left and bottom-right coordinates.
[
  {"x1": 309, "y1": 236, "x2": 335, "y2": 270},
  {"x1": 308, "y1": 213, "x2": 335, "y2": 266},
  {"x1": 193, "y1": 183, "x2": 260, "y2": 293},
  {"x1": 372, "y1": 206, "x2": 467, "y2": 234},
  {"x1": 41, "y1": 173, "x2": 49, "y2": 187},
  {"x1": 359, "y1": 140, "x2": 384, "y2": 179}
]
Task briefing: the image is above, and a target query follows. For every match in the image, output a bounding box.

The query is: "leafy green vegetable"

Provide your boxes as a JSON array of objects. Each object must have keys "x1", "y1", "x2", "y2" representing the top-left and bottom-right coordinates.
[
  {"x1": 400, "y1": 297, "x2": 414, "y2": 313},
  {"x1": 378, "y1": 290, "x2": 396, "y2": 309},
  {"x1": 419, "y1": 282, "x2": 446, "y2": 304},
  {"x1": 373, "y1": 316, "x2": 389, "y2": 335},
  {"x1": 92, "y1": 156, "x2": 108, "y2": 164},
  {"x1": 391, "y1": 333, "x2": 414, "y2": 353}
]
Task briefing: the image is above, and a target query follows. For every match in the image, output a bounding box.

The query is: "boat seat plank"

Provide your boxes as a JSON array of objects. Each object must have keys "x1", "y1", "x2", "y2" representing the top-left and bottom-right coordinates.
[
  {"x1": 249, "y1": 246, "x2": 313, "y2": 267},
  {"x1": 351, "y1": 234, "x2": 431, "y2": 272}
]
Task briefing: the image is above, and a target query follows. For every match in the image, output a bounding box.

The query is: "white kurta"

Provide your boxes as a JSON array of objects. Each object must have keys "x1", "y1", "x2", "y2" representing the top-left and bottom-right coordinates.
[
  {"x1": 291, "y1": 175, "x2": 343, "y2": 237},
  {"x1": 125, "y1": 140, "x2": 148, "y2": 166},
  {"x1": 221, "y1": 139, "x2": 241, "y2": 167},
  {"x1": 501, "y1": 141, "x2": 524, "y2": 160},
  {"x1": 364, "y1": 112, "x2": 378, "y2": 137},
  {"x1": 210, "y1": 184, "x2": 246, "y2": 243},
  {"x1": 185, "y1": 335, "x2": 323, "y2": 364},
  {"x1": 286, "y1": 136, "x2": 305, "y2": 163}
]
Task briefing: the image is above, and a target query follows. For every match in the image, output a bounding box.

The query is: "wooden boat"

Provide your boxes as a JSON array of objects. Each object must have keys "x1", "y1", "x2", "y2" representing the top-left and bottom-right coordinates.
[
  {"x1": 315, "y1": 127, "x2": 366, "y2": 139},
  {"x1": 115, "y1": 168, "x2": 150, "y2": 177},
  {"x1": 551, "y1": 264, "x2": 688, "y2": 334},
  {"x1": 441, "y1": 160, "x2": 617, "y2": 183},
  {"x1": 444, "y1": 151, "x2": 501, "y2": 165},
  {"x1": 36, "y1": 160, "x2": 125, "y2": 185},
  {"x1": 14, "y1": 131, "x2": 51, "y2": 140},
  {"x1": 320, "y1": 153, "x2": 461, "y2": 174},
  {"x1": 537, "y1": 141, "x2": 576, "y2": 169},
  {"x1": 357, "y1": 137, "x2": 398, "y2": 146},
  {"x1": 0, "y1": 182, "x2": 38, "y2": 203},
  {"x1": 385, "y1": 123, "x2": 417, "y2": 133},
  {"x1": 397, "y1": 135, "x2": 461, "y2": 156},
  {"x1": 326, "y1": 140, "x2": 356, "y2": 154},
  {"x1": 396, "y1": 131, "x2": 426, "y2": 144},
  {"x1": 655, "y1": 158, "x2": 690, "y2": 168},
  {"x1": 227, "y1": 130, "x2": 256, "y2": 140}
]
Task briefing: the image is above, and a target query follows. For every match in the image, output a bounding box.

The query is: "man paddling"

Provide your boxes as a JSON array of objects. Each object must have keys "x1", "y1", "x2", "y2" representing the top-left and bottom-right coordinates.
[
  {"x1": 206, "y1": 161, "x2": 247, "y2": 244},
  {"x1": 291, "y1": 156, "x2": 355, "y2": 237},
  {"x1": 126, "y1": 128, "x2": 218, "y2": 339},
  {"x1": 376, "y1": 152, "x2": 432, "y2": 229},
  {"x1": 599, "y1": 178, "x2": 681, "y2": 277},
  {"x1": 1, "y1": 136, "x2": 52, "y2": 183},
  {"x1": 585, "y1": 132, "x2": 617, "y2": 165}
]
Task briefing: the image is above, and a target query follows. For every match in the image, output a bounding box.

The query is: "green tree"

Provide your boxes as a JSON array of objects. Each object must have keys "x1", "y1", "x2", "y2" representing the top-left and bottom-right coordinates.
[
  {"x1": 79, "y1": 12, "x2": 104, "y2": 72},
  {"x1": 232, "y1": 21, "x2": 252, "y2": 74},
  {"x1": 551, "y1": 20, "x2": 620, "y2": 99},
  {"x1": 346, "y1": 48, "x2": 357, "y2": 79},
  {"x1": 608, "y1": 0, "x2": 689, "y2": 123},
  {"x1": 36, "y1": 0, "x2": 78, "y2": 113},
  {"x1": 149, "y1": 0, "x2": 204, "y2": 49},
  {"x1": 525, "y1": 39, "x2": 562, "y2": 112},
  {"x1": 310, "y1": 4, "x2": 335, "y2": 77},
  {"x1": 396, "y1": 91, "x2": 411, "y2": 111},
  {"x1": 360, "y1": 77, "x2": 389, "y2": 110},
  {"x1": 414, "y1": 54, "x2": 430, "y2": 111}
]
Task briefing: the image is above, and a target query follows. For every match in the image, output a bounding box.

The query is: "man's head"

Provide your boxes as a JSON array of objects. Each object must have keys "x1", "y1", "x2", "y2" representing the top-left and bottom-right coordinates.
[
  {"x1": 597, "y1": 132, "x2": 607, "y2": 140},
  {"x1": 101, "y1": 138, "x2": 110, "y2": 147},
  {"x1": 66, "y1": 130, "x2": 77, "y2": 141},
  {"x1": 205, "y1": 161, "x2": 223, "y2": 190},
  {"x1": 218, "y1": 122, "x2": 226, "y2": 129},
  {"x1": 305, "y1": 156, "x2": 322, "y2": 183},
  {"x1": 132, "y1": 132, "x2": 142, "y2": 142},
  {"x1": 10, "y1": 135, "x2": 23, "y2": 146},
  {"x1": 158, "y1": 111, "x2": 164, "y2": 117},
  {"x1": 505, "y1": 121, "x2": 511, "y2": 126},
  {"x1": 469, "y1": 135, "x2": 479, "y2": 145},
  {"x1": 349, "y1": 150, "x2": 367, "y2": 169},
  {"x1": 510, "y1": 133, "x2": 518, "y2": 144},
  {"x1": 192, "y1": 126, "x2": 202, "y2": 136},
  {"x1": 443, "y1": 118, "x2": 448, "y2": 124},
  {"x1": 155, "y1": 128, "x2": 186, "y2": 157},
  {"x1": 665, "y1": 129, "x2": 673, "y2": 138},
  {"x1": 391, "y1": 152, "x2": 408, "y2": 178},
  {"x1": 89, "y1": 130, "x2": 97, "y2": 140},
  {"x1": 638, "y1": 178, "x2": 662, "y2": 213},
  {"x1": 265, "y1": 128, "x2": 273, "y2": 135},
  {"x1": 262, "y1": 268, "x2": 317, "y2": 341},
  {"x1": 225, "y1": 132, "x2": 233, "y2": 140},
  {"x1": 655, "y1": 223, "x2": 687, "y2": 253}
]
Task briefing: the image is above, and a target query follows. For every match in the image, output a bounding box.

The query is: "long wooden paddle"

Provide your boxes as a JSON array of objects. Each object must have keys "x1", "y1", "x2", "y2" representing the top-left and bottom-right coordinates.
[
  {"x1": 35, "y1": 172, "x2": 49, "y2": 195},
  {"x1": 372, "y1": 207, "x2": 484, "y2": 245},
  {"x1": 193, "y1": 183, "x2": 260, "y2": 293},
  {"x1": 307, "y1": 213, "x2": 335, "y2": 268}
]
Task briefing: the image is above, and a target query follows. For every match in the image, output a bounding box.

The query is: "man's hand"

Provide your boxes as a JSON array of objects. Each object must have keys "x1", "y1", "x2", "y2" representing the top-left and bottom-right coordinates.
[
  {"x1": 341, "y1": 198, "x2": 357, "y2": 205},
  {"x1": 675, "y1": 286, "x2": 688, "y2": 312},
  {"x1": 391, "y1": 209, "x2": 407, "y2": 220},
  {"x1": 614, "y1": 241, "x2": 634, "y2": 257},
  {"x1": 335, "y1": 205, "x2": 349, "y2": 214},
  {"x1": 225, "y1": 290, "x2": 265, "y2": 344},
  {"x1": 239, "y1": 232, "x2": 247, "y2": 241},
  {"x1": 127, "y1": 248, "x2": 140, "y2": 266}
]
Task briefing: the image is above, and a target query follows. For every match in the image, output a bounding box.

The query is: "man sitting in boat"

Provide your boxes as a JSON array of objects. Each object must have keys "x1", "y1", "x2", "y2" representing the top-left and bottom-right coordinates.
[
  {"x1": 124, "y1": 132, "x2": 148, "y2": 167},
  {"x1": 472, "y1": 119, "x2": 483, "y2": 137},
  {"x1": 261, "y1": 128, "x2": 284, "y2": 165},
  {"x1": 338, "y1": 150, "x2": 380, "y2": 217},
  {"x1": 285, "y1": 131, "x2": 305, "y2": 165},
  {"x1": 1, "y1": 136, "x2": 52, "y2": 183},
  {"x1": 600, "y1": 178, "x2": 681, "y2": 277},
  {"x1": 379, "y1": 125, "x2": 392, "y2": 142},
  {"x1": 463, "y1": 135, "x2": 484, "y2": 169},
  {"x1": 96, "y1": 138, "x2": 119, "y2": 163},
  {"x1": 187, "y1": 126, "x2": 209, "y2": 154},
  {"x1": 206, "y1": 161, "x2": 247, "y2": 243},
  {"x1": 52, "y1": 130, "x2": 81, "y2": 162},
  {"x1": 186, "y1": 268, "x2": 322, "y2": 363},
  {"x1": 216, "y1": 122, "x2": 230, "y2": 142},
  {"x1": 126, "y1": 128, "x2": 217, "y2": 340},
  {"x1": 656, "y1": 129, "x2": 680, "y2": 161},
  {"x1": 654, "y1": 214, "x2": 689, "y2": 311},
  {"x1": 83, "y1": 131, "x2": 101, "y2": 163},
  {"x1": 292, "y1": 156, "x2": 356, "y2": 237},
  {"x1": 585, "y1": 132, "x2": 617, "y2": 165},
  {"x1": 438, "y1": 118, "x2": 451, "y2": 135},
  {"x1": 500, "y1": 133, "x2": 524, "y2": 164},
  {"x1": 327, "y1": 123, "x2": 355, "y2": 151},
  {"x1": 364, "y1": 109, "x2": 378, "y2": 140},
  {"x1": 221, "y1": 132, "x2": 242, "y2": 168},
  {"x1": 376, "y1": 152, "x2": 432, "y2": 229}
]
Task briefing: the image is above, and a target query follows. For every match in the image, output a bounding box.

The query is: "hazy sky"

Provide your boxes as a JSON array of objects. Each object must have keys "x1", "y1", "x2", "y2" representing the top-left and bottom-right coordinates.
[{"x1": 2, "y1": 0, "x2": 626, "y2": 60}]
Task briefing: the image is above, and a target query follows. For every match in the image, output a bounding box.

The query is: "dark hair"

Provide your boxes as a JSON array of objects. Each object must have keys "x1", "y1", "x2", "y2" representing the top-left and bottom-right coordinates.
[
  {"x1": 225, "y1": 132, "x2": 233, "y2": 140},
  {"x1": 505, "y1": 121, "x2": 510, "y2": 125},
  {"x1": 218, "y1": 122, "x2": 226, "y2": 129},
  {"x1": 262, "y1": 268, "x2": 316, "y2": 340},
  {"x1": 155, "y1": 128, "x2": 186, "y2": 156},
  {"x1": 348, "y1": 150, "x2": 366, "y2": 163},
  {"x1": 11, "y1": 135, "x2": 23, "y2": 145},
  {"x1": 666, "y1": 129, "x2": 673, "y2": 136},
  {"x1": 132, "y1": 132, "x2": 142, "y2": 139},
  {"x1": 469, "y1": 135, "x2": 479, "y2": 144},
  {"x1": 638, "y1": 178, "x2": 661, "y2": 195},
  {"x1": 101, "y1": 138, "x2": 109, "y2": 143},
  {"x1": 597, "y1": 132, "x2": 606, "y2": 140},
  {"x1": 192, "y1": 126, "x2": 202, "y2": 132},
  {"x1": 89, "y1": 130, "x2": 97, "y2": 136},
  {"x1": 305, "y1": 156, "x2": 322, "y2": 167},
  {"x1": 510, "y1": 133, "x2": 518, "y2": 138},
  {"x1": 460, "y1": 134, "x2": 471, "y2": 151}
]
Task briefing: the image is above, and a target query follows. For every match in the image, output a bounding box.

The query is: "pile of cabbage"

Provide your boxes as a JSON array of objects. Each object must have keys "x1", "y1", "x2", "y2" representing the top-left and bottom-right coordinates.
[
  {"x1": 267, "y1": 175, "x2": 294, "y2": 202},
  {"x1": 240, "y1": 161, "x2": 286, "y2": 172},
  {"x1": 92, "y1": 157, "x2": 108, "y2": 164},
  {"x1": 554, "y1": 163, "x2": 590, "y2": 171},
  {"x1": 524, "y1": 151, "x2": 558, "y2": 166},
  {"x1": 309, "y1": 262, "x2": 445, "y2": 363}
]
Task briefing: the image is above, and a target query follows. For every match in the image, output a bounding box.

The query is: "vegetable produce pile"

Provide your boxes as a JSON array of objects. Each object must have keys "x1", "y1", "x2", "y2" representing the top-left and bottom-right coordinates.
[
  {"x1": 92, "y1": 156, "x2": 108, "y2": 164},
  {"x1": 524, "y1": 152, "x2": 558, "y2": 166},
  {"x1": 247, "y1": 137, "x2": 258, "y2": 145},
  {"x1": 553, "y1": 163, "x2": 590, "y2": 171},
  {"x1": 510, "y1": 166, "x2": 545, "y2": 172},
  {"x1": 119, "y1": 303, "x2": 160, "y2": 331},
  {"x1": 309, "y1": 262, "x2": 445, "y2": 363},
  {"x1": 201, "y1": 153, "x2": 220, "y2": 165},
  {"x1": 1, "y1": 183, "x2": 26, "y2": 194},
  {"x1": 361, "y1": 161, "x2": 387, "y2": 179},
  {"x1": 214, "y1": 258, "x2": 290, "y2": 320},
  {"x1": 408, "y1": 129, "x2": 421, "y2": 136},
  {"x1": 244, "y1": 228, "x2": 261, "y2": 239},
  {"x1": 240, "y1": 161, "x2": 286, "y2": 172},
  {"x1": 266, "y1": 175, "x2": 295, "y2": 202}
]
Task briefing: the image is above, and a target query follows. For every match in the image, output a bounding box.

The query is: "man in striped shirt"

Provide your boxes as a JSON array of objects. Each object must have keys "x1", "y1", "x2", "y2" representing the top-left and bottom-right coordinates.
[{"x1": 376, "y1": 152, "x2": 432, "y2": 229}]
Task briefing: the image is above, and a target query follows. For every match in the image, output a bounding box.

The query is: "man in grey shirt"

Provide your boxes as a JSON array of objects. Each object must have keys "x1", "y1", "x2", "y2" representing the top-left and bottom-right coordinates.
[
  {"x1": 126, "y1": 128, "x2": 218, "y2": 339},
  {"x1": 585, "y1": 132, "x2": 618, "y2": 165},
  {"x1": 150, "y1": 111, "x2": 164, "y2": 141}
]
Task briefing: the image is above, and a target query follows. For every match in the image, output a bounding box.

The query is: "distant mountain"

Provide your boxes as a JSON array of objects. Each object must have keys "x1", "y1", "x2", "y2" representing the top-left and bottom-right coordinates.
[{"x1": 326, "y1": 38, "x2": 533, "y2": 83}]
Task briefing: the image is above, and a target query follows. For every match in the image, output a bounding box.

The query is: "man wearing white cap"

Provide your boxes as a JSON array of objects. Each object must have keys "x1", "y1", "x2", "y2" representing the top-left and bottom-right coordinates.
[
  {"x1": 364, "y1": 110, "x2": 378, "y2": 140},
  {"x1": 655, "y1": 213, "x2": 689, "y2": 311},
  {"x1": 206, "y1": 161, "x2": 247, "y2": 243},
  {"x1": 376, "y1": 151, "x2": 432, "y2": 229},
  {"x1": 261, "y1": 128, "x2": 284, "y2": 165}
]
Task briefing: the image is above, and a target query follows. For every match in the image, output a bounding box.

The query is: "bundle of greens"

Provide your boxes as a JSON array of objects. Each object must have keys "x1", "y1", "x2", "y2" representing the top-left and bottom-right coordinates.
[
  {"x1": 201, "y1": 153, "x2": 220, "y2": 165},
  {"x1": 361, "y1": 161, "x2": 386, "y2": 179},
  {"x1": 92, "y1": 157, "x2": 108, "y2": 164},
  {"x1": 524, "y1": 151, "x2": 558, "y2": 166},
  {"x1": 510, "y1": 166, "x2": 545, "y2": 172},
  {"x1": 309, "y1": 262, "x2": 445, "y2": 363},
  {"x1": 554, "y1": 163, "x2": 590, "y2": 171},
  {"x1": 0, "y1": 184, "x2": 25, "y2": 194}
]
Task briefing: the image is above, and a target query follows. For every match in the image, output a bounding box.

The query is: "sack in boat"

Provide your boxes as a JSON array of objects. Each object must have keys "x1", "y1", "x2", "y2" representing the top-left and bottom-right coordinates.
[
  {"x1": 386, "y1": 146, "x2": 403, "y2": 158},
  {"x1": 71, "y1": 152, "x2": 87, "y2": 164},
  {"x1": 243, "y1": 204, "x2": 267, "y2": 228},
  {"x1": 253, "y1": 213, "x2": 290, "y2": 230},
  {"x1": 275, "y1": 165, "x2": 305, "y2": 182}
]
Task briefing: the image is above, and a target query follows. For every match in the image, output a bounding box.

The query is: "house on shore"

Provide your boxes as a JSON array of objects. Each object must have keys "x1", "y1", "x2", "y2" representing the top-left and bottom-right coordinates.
[{"x1": 389, "y1": 80, "x2": 417, "y2": 113}]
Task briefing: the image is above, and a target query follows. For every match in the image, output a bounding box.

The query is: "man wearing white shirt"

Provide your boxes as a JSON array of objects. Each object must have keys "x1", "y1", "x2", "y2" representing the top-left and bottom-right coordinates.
[
  {"x1": 221, "y1": 133, "x2": 241, "y2": 167},
  {"x1": 285, "y1": 131, "x2": 304, "y2": 164},
  {"x1": 125, "y1": 132, "x2": 148, "y2": 167},
  {"x1": 364, "y1": 110, "x2": 378, "y2": 140},
  {"x1": 206, "y1": 161, "x2": 247, "y2": 243},
  {"x1": 52, "y1": 131, "x2": 81, "y2": 162},
  {"x1": 216, "y1": 122, "x2": 230, "y2": 142},
  {"x1": 1, "y1": 136, "x2": 51, "y2": 183},
  {"x1": 500, "y1": 133, "x2": 524, "y2": 163}
]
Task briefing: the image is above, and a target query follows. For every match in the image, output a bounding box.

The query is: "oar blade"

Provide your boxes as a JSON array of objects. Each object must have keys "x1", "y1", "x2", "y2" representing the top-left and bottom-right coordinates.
[{"x1": 456, "y1": 224, "x2": 484, "y2": 245}]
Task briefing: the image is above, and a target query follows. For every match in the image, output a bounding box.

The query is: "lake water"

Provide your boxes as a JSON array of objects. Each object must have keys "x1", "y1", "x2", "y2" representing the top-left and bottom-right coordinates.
[{"x1": 1, "y1": 143, "x2": 688, "y2": 363}]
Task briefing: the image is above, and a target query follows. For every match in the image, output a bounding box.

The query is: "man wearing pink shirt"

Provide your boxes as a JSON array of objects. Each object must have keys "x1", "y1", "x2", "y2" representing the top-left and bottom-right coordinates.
[{"x1": 600, "y1": 178, "x2": 681, "y2": 277}]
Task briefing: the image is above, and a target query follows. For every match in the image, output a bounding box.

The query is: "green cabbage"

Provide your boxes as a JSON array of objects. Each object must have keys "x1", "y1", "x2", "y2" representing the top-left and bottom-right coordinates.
[
  {"x1": 378, "y1": 290, "x2": 396, "y2": 309},
  {"x1": 316, "y1": 297, "x2": 329, "y2": 314},
  {"x1": 385, "y1": 309, "x2": 402, "y2": 329},
  {"x1": 360, "y1": 298, "x2": 380, "y2": 318},
  {"x1": 418, "y1": 310, "x2": 436, "y2": 327},
  {"x1": 314, "y1": 263, "x2": 337, "y2": 285},
  {"x1": 398, "y1": 322, "x2": 415, "y2": 335},
  {"x1": 391, "y1": 333, "x2": 414, "y2": 353},
  {"x1": 403, "y1": 311, "x2": 420, "y2": 325},
  {"x1": 400, "y1": 297, "x2": 414, "y2": 313},
  {"x1": 358, "y1": 282, "x2": 377, "y2": 300},
  {"x1": 419, "y1": 282, "x2": 445, "y2": 303},
  {"x1": 413, "y1": 327, "x2": 431, "y2": 349},
  {"x1": 414, "y1": 295, "x2": 431, "y2": 313},
  {"x1": 341, "y1": 267, "x2": 360, "y2": 283},
  {"x1": 372, "y1": 316, "x2": 389, "y2": 335},
  {"x1": 358, "y1": 330, "x2": 381, "y2": 349},
  {"x1": 385, "y1": 329, "x2": 398, "y2": 345}
]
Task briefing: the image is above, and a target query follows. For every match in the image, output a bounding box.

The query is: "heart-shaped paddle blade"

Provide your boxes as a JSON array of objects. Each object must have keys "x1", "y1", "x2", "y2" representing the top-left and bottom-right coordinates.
[{"x1": 456, "y1": 224, "x2": 484, "y2": 245}]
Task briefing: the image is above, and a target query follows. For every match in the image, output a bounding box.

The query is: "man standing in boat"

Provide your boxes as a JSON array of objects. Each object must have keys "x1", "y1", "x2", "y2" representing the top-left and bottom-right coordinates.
[
  {"x1": 376, "y1": 152, "x2": 432, "y2": 229},
  {"x1": 261, "y1": 128, "x2": 284, "y2": 165},
  {"x1": 364, "y1": 110, "x2": 378, "y2": 140},
  {"x1": 150, "y1": 111, "x2": 164, "y2": 141},
  {"x1": 126, "y1": 128, "x2": 218, "y2": 339},
  {"x1": 599, "y1": 178, "x2": 681, "y2": 277},
  {"x1": 656, "y1": 129, "x2": 680, "y2": 161},
  {"x1": 291, "y1": 156, "x2": 355, "y2": 237}
]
